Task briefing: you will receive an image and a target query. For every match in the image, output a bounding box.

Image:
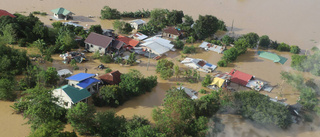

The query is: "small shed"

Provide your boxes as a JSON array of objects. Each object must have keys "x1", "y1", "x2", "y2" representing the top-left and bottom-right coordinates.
[
  {"x1": 129, "y1": 19, "x2": 146, "y2": 30},
  {"x1": 177, "y1": 86, "x2": 198, "y2": 100},
  {"x1": 131, "y1": 32, "x2": 148, "y2": 41},
  {"x1": 51, "y1": 7, "x2": 73, "y2": 20},
  {"x1": 162, "y1": 27, "x2": 182, "y2": 39},
  {"x1": 57, "y1": 69, "x2": 73, "y2": 77}
]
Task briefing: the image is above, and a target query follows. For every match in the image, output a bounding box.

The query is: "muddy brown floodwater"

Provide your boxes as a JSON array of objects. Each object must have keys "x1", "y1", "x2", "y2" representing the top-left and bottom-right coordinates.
[{"x1": 1, "y1": 0, "x2": 320, "y2": 136}]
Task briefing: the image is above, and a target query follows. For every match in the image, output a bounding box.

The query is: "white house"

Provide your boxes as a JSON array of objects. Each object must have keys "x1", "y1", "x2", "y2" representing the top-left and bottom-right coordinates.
[
  {"x1": 181, "y1": 58, "x2": 217, "y2": 73},
  {"x1": 52, "y1": 85, "x2": 91, "y2": 109},
  {"x1": 84, "y1": 32, "x2": 125, "y2": 55},
  {"x1": 129, "y1": 19, "x2": 146, "y2": 30},
  {"x1": 66, "y1": 73, "x2": 100, "y2": 94},
  {"x1": 51, "y1": 7, "x2": 73, "y2": 20}
]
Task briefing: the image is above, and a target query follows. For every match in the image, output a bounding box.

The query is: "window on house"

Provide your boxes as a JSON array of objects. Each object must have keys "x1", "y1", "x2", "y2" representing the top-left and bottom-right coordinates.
[
  {"x1": 99, "y1": 47, "x2": 102, "y2": 50},
  {"x1": 91, "y1": 45, "x2": 93, "y2": 47},
  {"x1": 72, "y1": 84, "x2": 74, "y2": 87},
  {"x1": 64, "y1": 102, "x2": 68, "y2": 106}
]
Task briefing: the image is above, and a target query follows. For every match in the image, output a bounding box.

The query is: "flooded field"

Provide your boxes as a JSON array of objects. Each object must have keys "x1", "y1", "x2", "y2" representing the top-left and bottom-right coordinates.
[{"x1": 1, "y1": 0, "x2": 320, "y2": 136}]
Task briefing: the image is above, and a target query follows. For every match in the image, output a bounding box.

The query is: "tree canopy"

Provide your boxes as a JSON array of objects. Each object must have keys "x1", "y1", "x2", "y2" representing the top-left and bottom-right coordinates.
[{"x1": 100, "y1": 6, "x2": 121, "y2": 19}]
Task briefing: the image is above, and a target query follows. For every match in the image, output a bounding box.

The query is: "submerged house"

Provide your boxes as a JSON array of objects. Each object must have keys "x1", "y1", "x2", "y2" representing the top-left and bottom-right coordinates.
[
  {"x1": 199, "y1": 41, "x2": 226, "y2": 54},
  {"x1": 257, "y1": 51, "x2": 288, "y2": 64},
  {"x1": 229, "y1": 69, "x2": 273, "y2": 92},
  {"x1": 66, "y1": 73, "x2": 100, "y2": 94},
  {"x1": 129, "y1": 19, "x2": 146, "y2": 30},
  {"x1": 181, "y1": 58, "x2": 217, "y2": 73},
  {"x1": 140, "y1": 36, "x2": 174, "y2": 56},
  {"x1": 85, "y1": 32, "x2": 125, "y2": 55},
  {"x1": 52, "y1": 85, "x2": 91, "y2": 109},
  {"x1": 162, "y1": 27, "x2": 182, "y2": 39},
  {"x1": 177, "y1": 86, "x2": 198, "y2": 100},
  {"x1": 99, "y1": 70, "x2": 122, "y2": 85},
  {"x1": 0, "y1": 9, "x2": 16, "y2": 18},
  {"x1": 51, "y1": 7, "x2": 73, "y2": 20},
  {"x1": 208, "y1": 73, "x2": 232, "y2": 90}
]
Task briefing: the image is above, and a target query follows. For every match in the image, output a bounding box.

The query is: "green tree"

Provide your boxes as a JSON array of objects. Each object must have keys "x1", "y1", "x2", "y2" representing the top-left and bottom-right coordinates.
[
  {"x1": 12, "y1": 85, "x2": 66, "y2": 130},
  {"x1": 183, "y1": 15, "x2": 194, "y2": 26},
  {"x1": 0, "y1": 78, "x2": 16, "y2": 101},
  {"x1": 126, "y1": 125, "x2": 165, "y2": 137},
  {"x1": 291, "y1": 54, "x2": 306, "y2": 71},
  {"x1": 126, "y1": 52, "x2": 136, "y2": 65},
  {"x1": 167, "y1": 10, "x2": 184, "y2": 25},
  {"x1": 66, "y1": 102, "x2": 96, "y2": 135},
  {"x1": 173, "y1": 39, "x2": 184, "y2": 49},
  {"x1": 99, "y1": 85, "x2": 125, "y2": 107},
  {"x1": 182, "y1": 45, "x2": 196, "y2": 54},
  {"x1": 222, "y1": 47, "x2": 238, "y2": 62},
  {"x1": 290, "y1": 45, "x2": 300, "y2": 54},
  {"x1": 242, "y1": 32, "x2": 259, "y2": 48},
  {"x1": 193, "y1": 15, "x2": 221, "y2": 39},
  {"x1": 217, "y1": 59, "x2": 228, "y2": 67},
  {"x1": 100, "y1": 6, "x2": 121, "y2": 19},
  {"x1": 122, "y1": 23, "x2": 133, "y2": 34},
  {"x1": 156, "y1": 59, "x2": 174, "y2": 80},
  {"x1": 222, "y1": 35, "x2": 234, "y2": 46},
  {"x1": 1, "y1": 24, "x2": 17, "y2": 44},
  {"x1": 148, "y1": 9, "x2": 168, "y2": 29},
  {"x1": 277, "y1": 43, "x2": 290, "y2": 51},
  {"x1": 94, "y1": 110, "x2": 127, "y2": 137},
  {"x1": 51, "y1": 22, "x2": 63, "y2": 29},
  {"x1": 55, "y1": 28, "x2": 77, "y2": 52},
  {"x1": 88, "y1": 25, "x2": 103, "y2": 34},
  {"x1": 259, "y1": 35, "x2": 270, "y2": 48},
  {"x1": 201, "y1": 75, "x2": 212, "y2": 87},
  {"x1": 234, "y1": 38, "x2": 250, "y2": 54},
  {"x1": 44, "y1": 67, "x2": 59, "y2": 86},
  {"x1": 173, "y1": 65, "x2": 181, "y2": 79},
  {"x1": 29, "y1": 120, "x2": 67, "y2": 137}
]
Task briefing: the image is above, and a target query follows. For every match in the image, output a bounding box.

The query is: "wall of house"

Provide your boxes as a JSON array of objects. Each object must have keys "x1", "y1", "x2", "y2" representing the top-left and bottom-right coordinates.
[
  {"x1": 162, "y1": 32, "x2": 178, "y2": 39},
  {"x1": 130, "y1": 23, "x2": 138, "y2": 30},
  {"x1": 52, "y1": 89, "x2": 73, "y2": 109},
  {"x1": 85, "y1": 43, "x2": 106, "y2": 54}
]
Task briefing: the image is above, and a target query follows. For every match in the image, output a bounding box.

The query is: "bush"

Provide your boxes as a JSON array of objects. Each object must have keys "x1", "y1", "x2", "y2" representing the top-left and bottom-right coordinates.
[
  {"x1": 199, "y1": 89, "x2": 207, "y2": 94},
  {"x1": 101, "y1": 6, "x2": 121, "y2": 19},
  {"x1": 173, "y1": 39, "x2": 184, "y2": 49},
  {"x1": 18, "y1": 38, "x2": 28, "y2": 47},
  {"x1": 182, "y1": 45, "x2": 196, "y2": 54},
  {"x1": 277, "y1": 43, "x2": 290, "y2": 51},
  {"x1": 100, "y1": 55, "x2": 113, "y2": 63},
  {"x1": 32, "y1": 11, "x2": 41, "y2": 14},
  {"x1": 201, "y1": 75, "x2": 212, "y2": 87},
  {"x1": 73, "y1": 65, "x2": 79, "y2": 70},
  {"x1": 217, "y1": 60, "x2": 228, "y2": 67},
  {"x1": 40, "y1": 12, "x2": 47, "y2": 16},
  {"x1": 259, "y1": 35, "x2": 270, "y2": 48},
  {"x1": 290, "y1": 45, "x2": 300, "y2": 54},
  {"x1": 105, "y1": 68, "x2": 112, "y2": 73},
  {"x1": 92, "y1": 51, "x2": 101, "y2": 59}
]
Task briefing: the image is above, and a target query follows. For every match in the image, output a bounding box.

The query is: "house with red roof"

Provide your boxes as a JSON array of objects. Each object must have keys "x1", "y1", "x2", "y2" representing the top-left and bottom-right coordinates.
[
  {"x1": 99, "y1": 70, "x2": 122, "y2": 85},
  {"x1": 0, "y1": 9, "x2": 15, "y2": 18},
  {"x1": 84, "y1": 32, "x2": 125, "y2": 55},
  {"x1": 117, "y1": 35, "x2": 139, "y2": 50},
  {"x1": 162, "y1": 27, "x2": 182, "y2": 39},
  {"x1": 228, "y1": 69, "x2": 253, "y2": 86}
]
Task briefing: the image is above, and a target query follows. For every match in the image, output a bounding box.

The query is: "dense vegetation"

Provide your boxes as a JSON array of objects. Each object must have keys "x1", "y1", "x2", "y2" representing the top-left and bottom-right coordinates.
[
  {"x1": 290, "y1": 47, "x2": 320, "y2": 76},
  {"x1": 234, "y1": 91, "x2": 292, "y2": 129},
  {"x1": 281, "y1": 71, "x2": 320, "y2": 115},
  {"x1": 156, "y1": 59, "x2": 174, "y2": 80}
]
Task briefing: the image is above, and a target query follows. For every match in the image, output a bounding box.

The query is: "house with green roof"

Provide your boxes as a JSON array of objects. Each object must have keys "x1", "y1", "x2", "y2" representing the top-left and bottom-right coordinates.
[
  {"x1": 257, "y1": 51, "x2": 288, "y2": 65},
  {"x1": 51, "y1": 7, "x2": 73, "y2": 20},
  {"x1": 52, "y1": 85, "x2": 91, "y2": 109}
]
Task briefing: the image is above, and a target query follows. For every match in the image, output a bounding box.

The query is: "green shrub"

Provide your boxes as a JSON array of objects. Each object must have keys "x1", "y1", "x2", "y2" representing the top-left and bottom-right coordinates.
[
  {"x1": 92, "y1": 51, "x2": 101, "y2": 59},
  {"x1": 199, "y1": 89, "x2": 207, "y2": 94},
  {"x1": 73, "y1": 65, "x2": 79, "y2": 70},
  {"x1": 105, "y1": 68, "x2": 112, "y2": 73},
  {"x1": 277, "y1": 43, "x2": 290, "y2": 51},
  {"x1": 32, "y1": 11, "x2": 41, "y2": 14},
  {"x1": 40, "y1": 12, "x2": 47, "y2": 16},
  {"x1": 182, "y1": 45, "x2": 196, "y2": 54},
  {"x1": 100, "y1": 55, "x2": 113, "y2": 63},
  {"x1": 290, "y1": 45, "x2": 300, "y2": 54},
  {"x1": 217, "y1": 60, "x2": 228, "y2": 67}
]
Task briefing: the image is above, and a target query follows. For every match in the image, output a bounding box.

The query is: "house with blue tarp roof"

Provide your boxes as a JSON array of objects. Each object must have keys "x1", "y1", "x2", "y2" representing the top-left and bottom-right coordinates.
[
  {"x1": 66, "y1": 73, "x2": 100, "y2": 94},
  {"x1": 52, "y1": 85, "x2": 91, "y2": 109}
]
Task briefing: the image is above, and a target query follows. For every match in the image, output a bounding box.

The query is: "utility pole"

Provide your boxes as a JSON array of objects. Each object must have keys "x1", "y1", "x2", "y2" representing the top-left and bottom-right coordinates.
[
  {"x1": 231, "y1": 19, "x2": 234, "y2": 37},
  {"x1": 147, "y1": 49, "x2": 151, "y2": 71}
]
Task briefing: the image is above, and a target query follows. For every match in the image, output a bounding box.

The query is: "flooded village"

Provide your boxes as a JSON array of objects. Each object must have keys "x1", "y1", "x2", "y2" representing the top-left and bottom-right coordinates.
[{"x1": 1, "y1": 0, "x2": 320, "y2": 137}]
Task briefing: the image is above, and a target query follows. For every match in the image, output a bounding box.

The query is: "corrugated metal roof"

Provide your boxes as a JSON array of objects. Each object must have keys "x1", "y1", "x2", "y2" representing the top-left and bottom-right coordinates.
[
  {"x1": 229, "y1": 69, "x2": 253, "y2": 86},
  {"x1": 51, "y1": 7, "x2": 72, "y2": 16},
  {"x1": 143, "y1": 36, "x2": 174, "y2": 49},
  {"x1": 258, "y1": 51, "x2": 288, "y2": 64},
  {"x1": 60, "y1": 85, "x2": 91, "y2": 103},
  {"x1": 163, "y1": 27, "x2": 181, "y2": 35},
  {"x1": 77, "y1": 78, "x2": 100, "y2": 88},
  {"x1": 130, "y1": 19, "x2": 146, "y2": 25},
  {"x1": 141, "y1": 41, "x2": 170, "y2": 55},
  {"x1": 66, "y1": 73, "x2": 95, "y2": 81},
  {"x1": 85, "y1": 32, "x2": 113, "y2": 48},
  {"x1": 117, "y1": 35, "x2": 139, "y2": 47},
  {"x1": 132, "y1": 32, "x2": 148, "y2": 40},
  {"x1": 57, "y1": 69, "x2": 72, "y2": 76}
]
